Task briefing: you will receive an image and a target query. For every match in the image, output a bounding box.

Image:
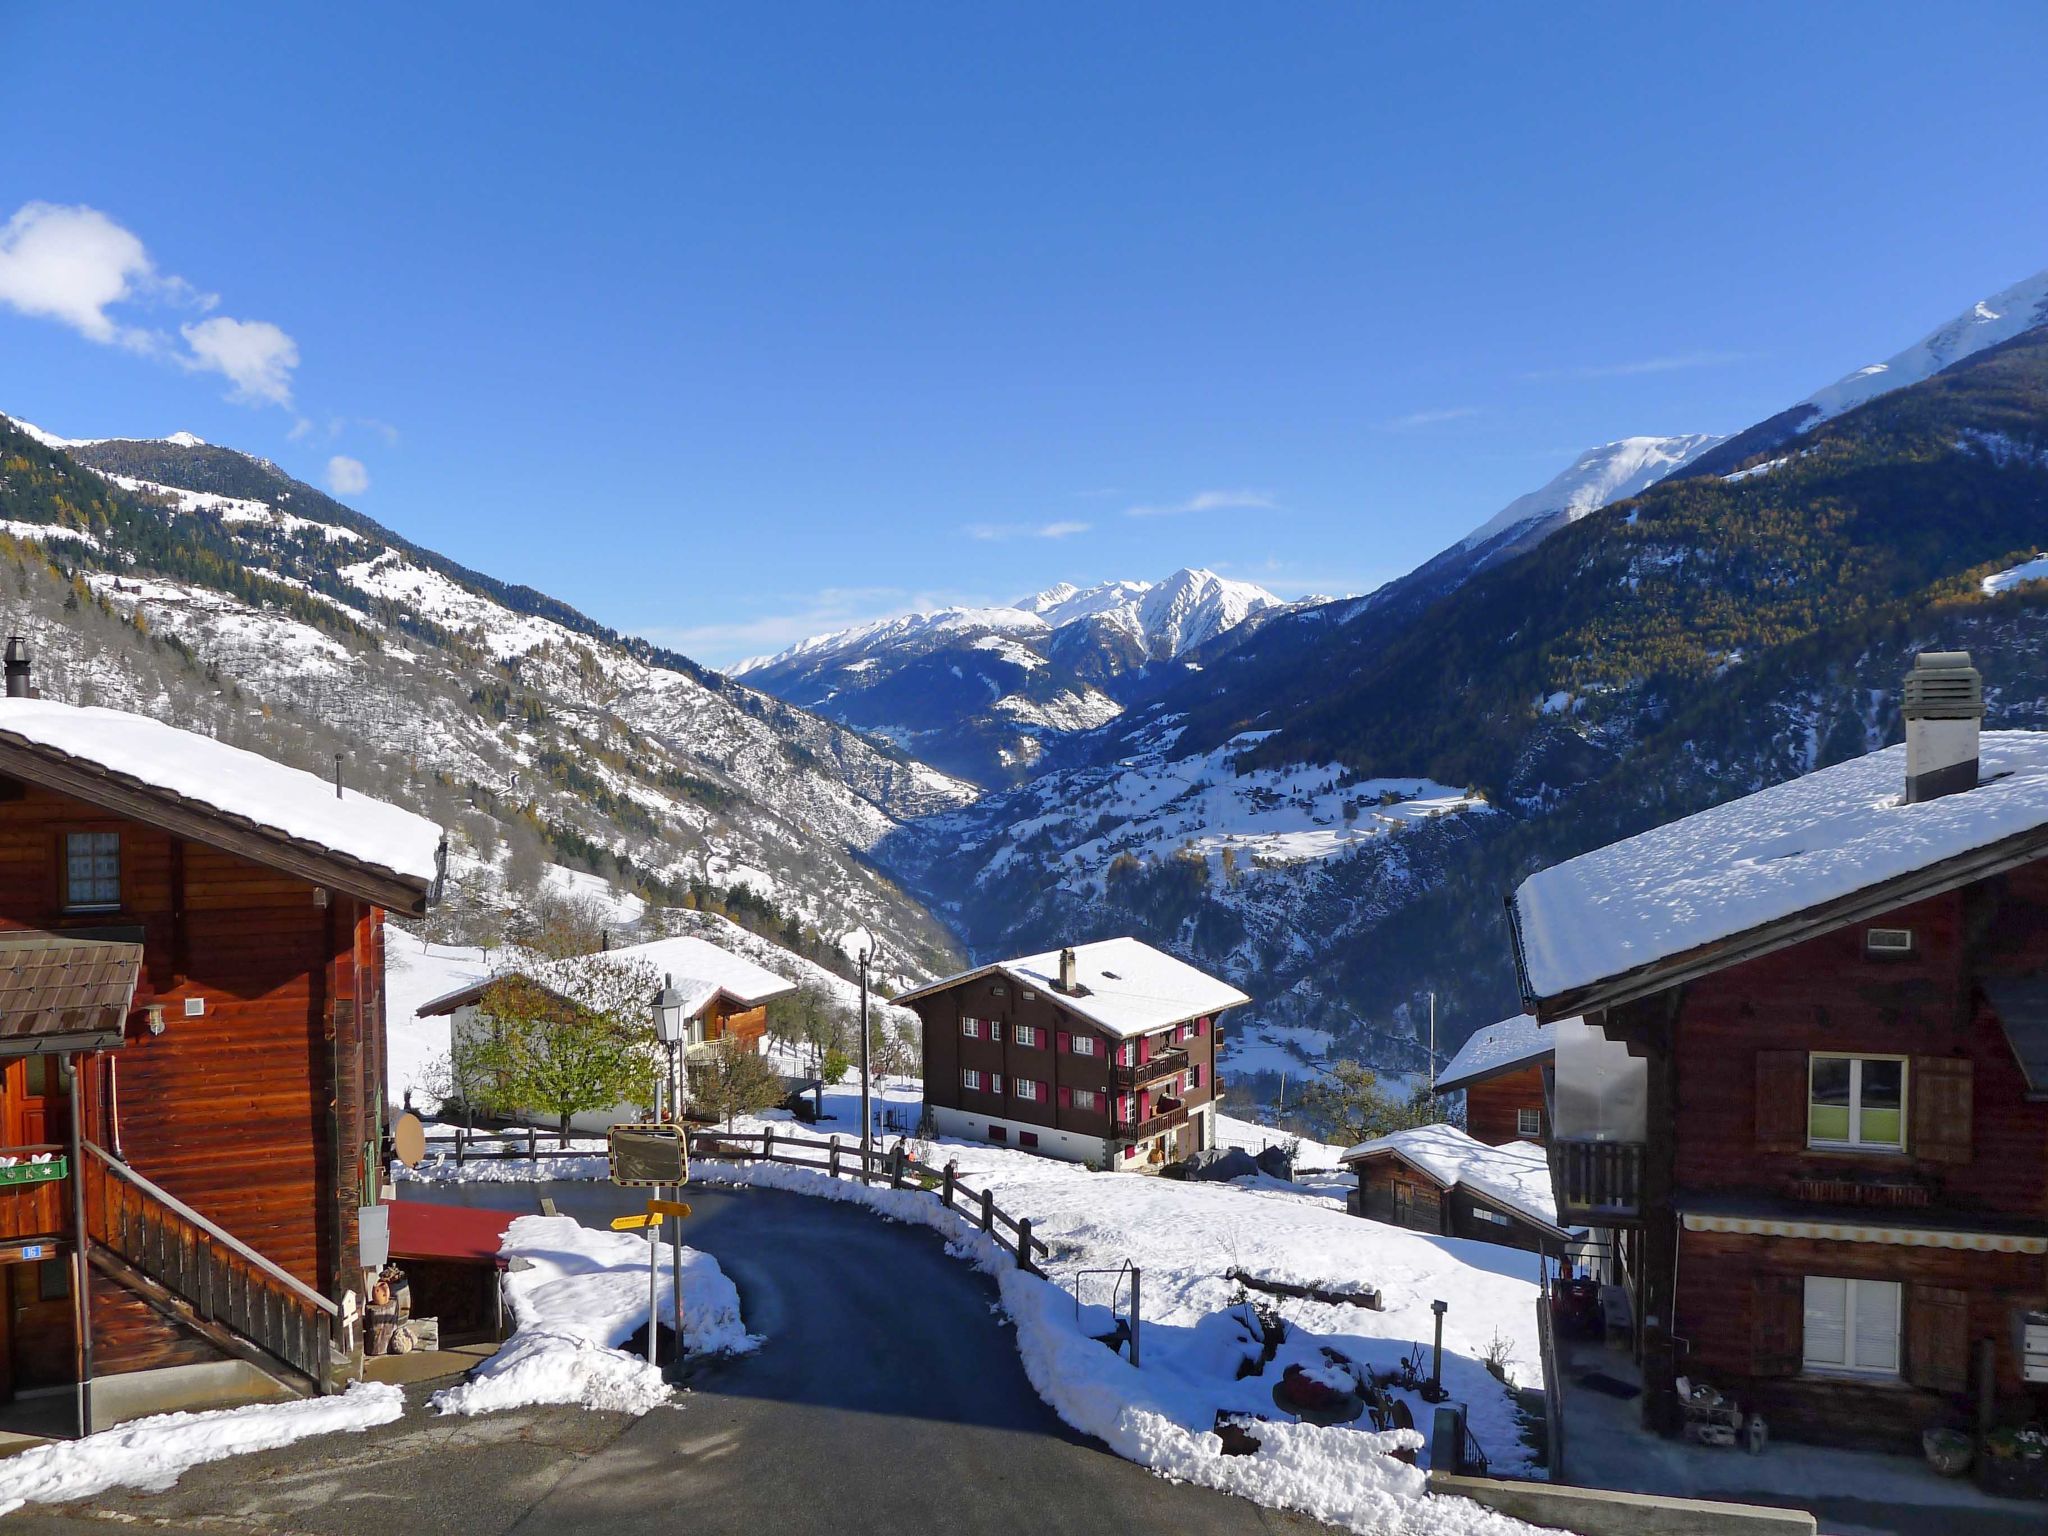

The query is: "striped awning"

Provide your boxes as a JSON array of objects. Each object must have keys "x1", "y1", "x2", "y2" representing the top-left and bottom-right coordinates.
[
  {"x1": 0, "y1": 933, "x2": 142, "y2": 1054},
  {"x1": 1681, "y1": 1210, "x2": 2047, "y2": 1255}
]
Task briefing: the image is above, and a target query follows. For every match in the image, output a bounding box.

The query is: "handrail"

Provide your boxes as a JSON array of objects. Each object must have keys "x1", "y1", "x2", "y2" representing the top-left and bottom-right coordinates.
[{"x1": 83, "y1": 1142, "x2": 338, "y2": 1317}]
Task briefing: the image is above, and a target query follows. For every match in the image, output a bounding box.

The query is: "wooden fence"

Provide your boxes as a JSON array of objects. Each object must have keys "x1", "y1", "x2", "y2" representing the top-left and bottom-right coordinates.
[{"x1": 683, "y1": 1128, "x2": 1052, "y2": 1274}]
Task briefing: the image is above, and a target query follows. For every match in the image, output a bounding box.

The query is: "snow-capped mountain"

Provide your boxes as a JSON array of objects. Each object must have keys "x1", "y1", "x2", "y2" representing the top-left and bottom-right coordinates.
[
  {"x1": 735, "y1": 569, "x2": 1290, "y2": 784},
  {"x1": 0, "y1": 414, "x2": 975, "y2": 981},
  {"x1": 1457, "y1": 433, "x2": 1725, "y2": 560}
]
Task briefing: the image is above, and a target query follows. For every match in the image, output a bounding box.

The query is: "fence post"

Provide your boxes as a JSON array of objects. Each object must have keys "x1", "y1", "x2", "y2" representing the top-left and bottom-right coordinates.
[
  {"x1": 1129, "y1": 1268, "x2": 1142, "y2": 1368},
  {"x1": 942, "y1": 1161, "x2": 956, "y2": 1209},
  {"x1": 980, "y1": 1188, "x2": 994, "y2": 1234},
  {"x1": 829, "y1": 1137, "x2": 841, "y2": 1180},
  {"x1": 1016, "y1": 1218, "x2": 1033, "y2": 1272},
  {"x1": 763, "y1": 1127, "x2": 775, "y2": 1165},
  {"x1": 528, "y1": 1126, "x2": 537, "y2": 1159},
  {"x1": 890, "y1": 1145, "x2": 905, "y2": 1189},
  {"x1": 455, "y1": 1129, "x2": 465, "y2": 1167}
]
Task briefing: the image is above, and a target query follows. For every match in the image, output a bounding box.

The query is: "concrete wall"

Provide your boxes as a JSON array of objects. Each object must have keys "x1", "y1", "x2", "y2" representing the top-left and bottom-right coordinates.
[{"x1": 1428, "y1": 1473, "x2": 1817, "y2": 1536}]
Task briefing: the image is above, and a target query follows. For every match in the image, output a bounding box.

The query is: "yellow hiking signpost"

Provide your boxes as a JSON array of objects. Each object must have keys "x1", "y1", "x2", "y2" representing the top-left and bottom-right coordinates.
[{"x1": 606, "y1": 1179, "x2": 693, "y2": 1370}]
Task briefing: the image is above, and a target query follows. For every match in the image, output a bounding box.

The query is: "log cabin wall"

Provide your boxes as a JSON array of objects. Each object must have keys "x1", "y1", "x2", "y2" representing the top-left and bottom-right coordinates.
[
  {"x1": 708, "y1": 999, "x2": 768, "y2": 1051},
  {"x1": 1355, "y1": 1159, "x2": 1445, "y2": 1233},
  {"x1": 0, "y1": 779, "x2": 378, "y2": 1380},
  {"x1": 1462, "y1": 1064, "x2": 1548, "y2": 1146}
]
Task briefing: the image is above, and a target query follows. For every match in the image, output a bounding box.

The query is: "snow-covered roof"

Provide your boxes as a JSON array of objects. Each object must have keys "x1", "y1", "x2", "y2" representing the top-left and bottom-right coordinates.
[
  {"x1": 0, "y1": 698, "x2": 442, "y2": 891},
  {"x1": 1514, "y1": 732, "x2": 2048, "y2": 1011},
  {"x1": 1340, "y1": 1123, "x2": 1566, "y2": 1234},
  {"x1": 1433, "y1": 1013, "x2": 1571, "y2": 1093},
  {"x1": 898, "y1": 936, "x2": 1249, "y2": 1040},
  {"x1": 417, "y1": 932, "x2": 796, "y2": 1019}
]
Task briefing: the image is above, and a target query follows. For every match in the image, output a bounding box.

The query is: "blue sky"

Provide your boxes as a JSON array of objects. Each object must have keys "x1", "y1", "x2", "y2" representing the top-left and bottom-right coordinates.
[{"x1": 4, "y1": 4, "x2": 2047, "y2": 667}]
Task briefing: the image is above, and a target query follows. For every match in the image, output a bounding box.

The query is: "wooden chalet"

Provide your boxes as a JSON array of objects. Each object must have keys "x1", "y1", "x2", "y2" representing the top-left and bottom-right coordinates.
[
  {"x1": 0, "y1": 660, "x2": 443, "y2": 1434},
  {"x1": 1341, "y1": 1123, "x2": 1574, "y2": 1255},
  {"x1": 899, "y1": 937, "x2": 1249, "y2": 1169},
  {"x1": 1509, "y1": 653, "x2": 2048, "y2": 1451},
  {"x1": 1432, "y1": 1013, "x2": 1570, "y2": 1147}
]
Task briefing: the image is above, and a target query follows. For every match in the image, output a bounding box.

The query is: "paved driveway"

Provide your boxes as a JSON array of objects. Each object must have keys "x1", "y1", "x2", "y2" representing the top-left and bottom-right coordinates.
[{"x1": 10, "y1": 1181, "x2": 1335, "y2": 1535}]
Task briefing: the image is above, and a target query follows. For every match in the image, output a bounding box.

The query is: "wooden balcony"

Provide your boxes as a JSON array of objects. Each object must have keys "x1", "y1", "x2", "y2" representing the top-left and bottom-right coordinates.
[
  {"x1": 1549, "y1": 1137, "x2": 1644, "y2": 1224},
  {"x1": 1113, "y1": 1047, "x2": 1189, "y2": 1090},
  {"x1": 1114, "y1": 1102, "x2": 1189, "y2": 1139}
]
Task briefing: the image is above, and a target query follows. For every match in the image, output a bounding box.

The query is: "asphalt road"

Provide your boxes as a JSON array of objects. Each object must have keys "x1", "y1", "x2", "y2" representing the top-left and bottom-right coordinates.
[{"x1": 9, "y1": 1180, "x2": 1334, "y2": 1535}]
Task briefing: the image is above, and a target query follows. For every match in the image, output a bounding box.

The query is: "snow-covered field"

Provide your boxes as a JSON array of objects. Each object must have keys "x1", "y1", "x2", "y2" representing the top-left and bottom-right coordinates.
[
  {"x1": 432, "y1": 1213, "x2": 754, "y2": 1417},
  {"x1": 0, "y1": 1383, "x2": 402, "y2": 1517}
]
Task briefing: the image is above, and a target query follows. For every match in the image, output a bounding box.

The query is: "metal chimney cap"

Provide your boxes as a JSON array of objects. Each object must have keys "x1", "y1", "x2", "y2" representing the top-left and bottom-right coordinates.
[{"x1": 1903, "y1": 651, "x2": 1982, "y2": 721}]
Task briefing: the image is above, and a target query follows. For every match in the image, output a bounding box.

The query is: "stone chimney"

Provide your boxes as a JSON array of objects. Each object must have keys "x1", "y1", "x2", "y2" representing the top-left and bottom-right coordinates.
[
  {"x1": 3, "y1": 637, "x2": 29, "y2": 699},
  {"x1": 1903, "y1": 650, "x2": 1983, "y2": 804},
  {"x1": 1058, "y1": 946, "x2": 1078, "y2": 993}
]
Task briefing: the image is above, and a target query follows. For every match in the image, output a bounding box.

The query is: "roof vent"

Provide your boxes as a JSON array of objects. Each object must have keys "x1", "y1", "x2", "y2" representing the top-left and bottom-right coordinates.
[
  {"x1": 1058, "y1": 946, "x2": 1078, "y2": 993},
  {"x1": 3, "y1": 637, "x2": 29, "y2": 700},
  {"x1": 1903, "y1": 650, "x2": 1982, "y2": 804}
]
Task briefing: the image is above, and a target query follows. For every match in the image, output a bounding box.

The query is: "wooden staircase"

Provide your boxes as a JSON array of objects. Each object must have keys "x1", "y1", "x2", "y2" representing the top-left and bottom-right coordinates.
[{"x1": 81, "y1": 1143, "x2": 343, "y2": 1394}]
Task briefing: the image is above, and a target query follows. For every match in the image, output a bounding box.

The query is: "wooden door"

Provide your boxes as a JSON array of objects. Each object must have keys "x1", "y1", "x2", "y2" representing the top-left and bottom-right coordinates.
[{"x1": 3, "y1": 1057, "x2": 67, "y2": 1149}]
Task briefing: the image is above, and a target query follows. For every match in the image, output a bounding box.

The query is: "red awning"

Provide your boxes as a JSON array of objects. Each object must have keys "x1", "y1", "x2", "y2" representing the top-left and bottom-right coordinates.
[{"x1": 387, "y1": 1200, "x2": 513, "y2": 1266}]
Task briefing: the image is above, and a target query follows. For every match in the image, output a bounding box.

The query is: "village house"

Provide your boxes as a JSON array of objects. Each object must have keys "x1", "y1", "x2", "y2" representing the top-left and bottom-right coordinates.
[
  {"x1": 1341, "y1": 1122, "x2": 1575, "y2": 1255},
  {"x1": 416, "y1": 932, "x2": 798, "y2": 1131},
  {"x1": 0, "y1": 655, "x2": 444, "y2": 1434},
  {"x1": 1432, "y1": 1012, "x2": 1570, "y2": 1146},
  {"x1": 898, "y1": 937, "x2": 1248, "y2": 1168},
  {"x1": 1509, "y1": 652, "x2": 2048, "y2": 1452}
]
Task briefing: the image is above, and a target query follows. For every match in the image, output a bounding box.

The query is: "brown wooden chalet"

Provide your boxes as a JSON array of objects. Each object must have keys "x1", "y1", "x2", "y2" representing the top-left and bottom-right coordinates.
[
  {"x1": 1509, "y1": 653, "x2": 2048, "y2": 1451},
  {"x1": 1432, "y1": 1012, "x2": 1569, "y2": 1147},
  {"x1": 0, "y1": 652, "x2": 443, "y2": 1435},
  {"x1": 898, "y1": 937, "x2": 1249, "y2": 1169},
  {"x1": 1340, "y1": 1123, "x2": 1574, "y2": 1255}
]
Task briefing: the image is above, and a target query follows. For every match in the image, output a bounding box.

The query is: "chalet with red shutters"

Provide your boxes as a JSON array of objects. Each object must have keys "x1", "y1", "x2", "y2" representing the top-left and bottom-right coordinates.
[
  {"x1": 1432, "y1": 1012, "x2": 1570, "y2": 1146},
  {"x1": 1509, "y1": 652, "x2": 2048, "y2": 1451},
  {"x1": 899, "y1": 937, "x2": 1248, "y2": 1168},
  {"x1": 0, "y1": 646, "x2": 443, "y2": 1434}
]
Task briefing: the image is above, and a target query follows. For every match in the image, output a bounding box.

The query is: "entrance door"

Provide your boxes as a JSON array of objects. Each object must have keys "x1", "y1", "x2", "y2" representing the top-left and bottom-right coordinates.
[
  {"x1": 1393, "y1": 1180, "x2": 1415, "y2": 1228},
  {"x1": 2, "y1": 1056, "x2": 67, "y2": 1148}
]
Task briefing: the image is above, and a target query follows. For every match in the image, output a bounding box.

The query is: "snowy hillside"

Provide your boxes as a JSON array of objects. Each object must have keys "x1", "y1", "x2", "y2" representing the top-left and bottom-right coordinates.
[
  {"x1": 734, "y1": 568, "x2": 1290, "y2": 785},
  {"x1": 1458, "y1": 434, "x2": 1724, "y2": 557},
  {"x1": 0, "y1": 415, "x2": 975, "y2": 979}
]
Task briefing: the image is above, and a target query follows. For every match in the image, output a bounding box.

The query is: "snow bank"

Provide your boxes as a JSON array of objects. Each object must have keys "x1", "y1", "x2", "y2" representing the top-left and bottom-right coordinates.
[
  {"x1": 431, "y1": 1214, "x2": 755, "y2": 1417},
  {"x1": 1984, "y1": 553, "x2": 2048, "y2": 596},
  {"x1": 0, "y1": 1382, "x2": 402, "y2": 1516}
]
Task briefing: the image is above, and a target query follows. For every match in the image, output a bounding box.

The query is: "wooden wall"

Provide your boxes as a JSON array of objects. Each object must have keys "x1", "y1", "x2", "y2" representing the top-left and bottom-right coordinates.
[
  {"x1": 0, "y1": 779, "x2": 379, "y2": 1383},
  {"x1": 1464, "y1": 1065, "x2": 1547, "y2": 1146},
  {"x1": 1355, "y1": 1159, "x2": 1445, "y2": 1233}
]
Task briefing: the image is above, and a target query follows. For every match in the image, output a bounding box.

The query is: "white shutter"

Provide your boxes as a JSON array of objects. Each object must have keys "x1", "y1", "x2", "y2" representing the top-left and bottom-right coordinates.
[
  {"x1": 1803, "y1": 1276, "x2": 1847, "y2": 1368},
  {"x1": 1851, "y1": 1280, "x2": 1901, "y2": 1374}
]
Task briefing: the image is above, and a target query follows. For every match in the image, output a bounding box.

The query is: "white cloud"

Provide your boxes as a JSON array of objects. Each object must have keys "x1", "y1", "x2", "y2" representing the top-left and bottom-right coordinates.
[
  {"x1": 180, "y1": 317, "x2": 299, "y2": 407},
  {"x1": 1523, "y1": 350, "x2": 1756, "y2": 382},
  {"x1": 1375, "y1": 407, "x2": 1478, "y2": 431},
  {"x1": 1124, "y1": 488, "x2": 1278, "y2": 519},
  {"x1": 965, "y1": 519, "x2": 1091, "y2": 541},
  {"x1": 0, "y1": 201, "x2": 300, "y2": 409},
  {"x1": 325, "y1": 455, "x2": 369, "y2": 496}
]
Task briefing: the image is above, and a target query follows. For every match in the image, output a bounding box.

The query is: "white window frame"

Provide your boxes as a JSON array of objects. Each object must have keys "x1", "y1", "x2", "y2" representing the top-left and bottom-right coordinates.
[
  {"x1": 990, "y1": 1072, "x2": 1003, "y2": 1096},
  {"x1": 1071, "y1": 1033, "x2": 1097, "y2": 1057},
  {"x1": 1071, "y1": 1087, "x2": 1099, "y2": 1112},
  {"x1": 961, "y1": 1017, "x2": 981, "y2": 1039},
  {"x1": 1517, "y1": 1107, "x2": 1543, "y2": 1137},
  {"x1": 1015, "y1": 1077, "x2": 1041, "y2": 1103},
  {"x1": 1014, "y1": 1023, "x2": 1038, "y2": 1047},
  {"x1": 961, "y1": 1068, "x2": 982, "y2": 1092},
  {"x1": 1807, "y1": 1053, "x2": 1908, "y2": 1152},
  {"x1": 1802, "y1": 1276, "x2": 1901, "y2": 1377}
]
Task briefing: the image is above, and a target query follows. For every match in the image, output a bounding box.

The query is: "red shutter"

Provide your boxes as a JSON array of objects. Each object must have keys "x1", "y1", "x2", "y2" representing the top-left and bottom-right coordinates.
[
  {"x1": 1754, "y1": 1050, "x2": 1808, "y2": 1153},
  {"x1": 1057, "y1": 1030, "x2": 1071, "y2": 1053},
  {"x1": 1139, "y1": 1034, "x2": 1152, "y2": 1063},
  {"x1": 1058, "y1": 1085, "x2": 1071, "y2": 1108},
  {"x1": 1910, "y1": 1057, "x2": 1972, "y2": 1164},
  {"x1": 1751, "y1": 1273, "x2": 1802, "y2": 1377}
]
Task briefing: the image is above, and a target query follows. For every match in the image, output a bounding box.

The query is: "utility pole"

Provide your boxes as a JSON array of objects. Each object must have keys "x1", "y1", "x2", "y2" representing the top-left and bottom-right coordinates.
[
  {"x1": 1427, "y1": 991, "x2": 1437, "y2": 1098},
  {"x1": 858, "y1": 934, "x2": 878, "y2": 1164}
]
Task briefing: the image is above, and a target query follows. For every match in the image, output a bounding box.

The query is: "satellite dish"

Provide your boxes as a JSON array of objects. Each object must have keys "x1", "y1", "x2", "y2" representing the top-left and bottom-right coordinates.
[{"x1": 393, "y1": 1111, "x2": 427, "y2": 1169}]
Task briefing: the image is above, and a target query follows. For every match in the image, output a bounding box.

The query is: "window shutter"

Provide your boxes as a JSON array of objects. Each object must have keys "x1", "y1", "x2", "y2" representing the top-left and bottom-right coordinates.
[
  {"x1": 1058, "y1": 1085, "x2": 1071, "y2": 1108},
  {"x1": 1754, "y1": 1050, "x2": 1808, "y2": 1152},
  {"x1": 1905, "y1": 1284, "x2": 1970, "y2": 1392},
  {"x1": 1057, "y1": 1031, "x2": 1071, "y2": 1054},
  {"x1": 1751, "y1": 1273, "x2": 1802, "y2": 1377},
  {"x1": 1910, "y1": 1057, "x2": 1972, "y2": 1165}
]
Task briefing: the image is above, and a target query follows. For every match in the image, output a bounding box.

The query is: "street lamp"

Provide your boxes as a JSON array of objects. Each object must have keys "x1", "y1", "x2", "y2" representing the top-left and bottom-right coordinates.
[
  {"x1": 857, "y1": 934, "x2": 880, "y2": 1163},
  {"x1": 653, "y1": 974, "x2": 687, "y2": 1124}
]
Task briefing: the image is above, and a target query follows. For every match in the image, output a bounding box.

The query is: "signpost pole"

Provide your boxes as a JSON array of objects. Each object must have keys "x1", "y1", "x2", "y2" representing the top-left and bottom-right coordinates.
[{"x1": 670, "y1": 1216, "x2": 684, "y2": 1360}]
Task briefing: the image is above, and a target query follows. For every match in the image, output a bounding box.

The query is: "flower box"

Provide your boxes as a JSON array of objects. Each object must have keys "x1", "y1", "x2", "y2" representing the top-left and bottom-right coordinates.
[{"x1": 0, "y1": 1155, "x2": 66, "y2": 1187}]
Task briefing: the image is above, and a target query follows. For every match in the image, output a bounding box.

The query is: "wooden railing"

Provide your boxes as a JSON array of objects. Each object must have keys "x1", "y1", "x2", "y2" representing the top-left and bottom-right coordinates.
[
  {"x1": 1113, "y1": 1102, "x2": 1189, "y2": 1139},
  {"x1": 1548, "y1": 1138, "x2": 1644, "y2": 1222},
  {"x1": 1112, "y1": 1048, "x2": 1189, "y2": 1090},
  {"x1": 683, "y1": 1128, "x2": 1051, "y2": 1274},
  {"x1": 0, "y1": 1144, "x2": 69, "y2": 1242},
  {"x1": 82, "y1": 1143, "x2": 337, "y2": 1387}
]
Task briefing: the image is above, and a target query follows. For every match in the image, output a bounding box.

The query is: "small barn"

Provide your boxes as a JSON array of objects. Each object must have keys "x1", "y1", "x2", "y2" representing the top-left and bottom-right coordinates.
[{"x1": 1342, "y1": 1123, "x2": 1575, "y2": 1255}]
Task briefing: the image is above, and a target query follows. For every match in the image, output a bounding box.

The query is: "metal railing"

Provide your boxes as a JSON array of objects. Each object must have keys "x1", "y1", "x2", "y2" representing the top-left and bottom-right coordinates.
[
  {"x1": 1112, "y1": 1048, "x2": 1189, "y2": 1090},
  {"x1": 1548, "y1": 1138, "x2": 1644, "y2": 1221},
  {"x1": 83, "y1": 1143, "x2": 336, "y2": 1386}
]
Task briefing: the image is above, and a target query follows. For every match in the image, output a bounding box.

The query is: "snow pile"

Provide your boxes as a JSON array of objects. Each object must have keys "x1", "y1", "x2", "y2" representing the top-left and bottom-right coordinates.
[
  {"x1": 1341, "y1": 1125, "x2": 1563, "y2": 1231},
  {"x1": 1983, "y1": 554, "x2": 2048, "y2": 596},
  {"x1": 1514, "y1": 731, "x2": 2048, "y2": 1001},
  {"x1": 690, "y1": 1152, "x2": 1542, "y2": 1534},
  {"x1": 431, "y1": 1213, "x2": 755, "y2": 1417},
  {"x1": 0, "y1": 699, "x2": 443, "y2": 883},
  {"x1": 0, "y1": 1382, "x2": 402, "y2": 1517}
]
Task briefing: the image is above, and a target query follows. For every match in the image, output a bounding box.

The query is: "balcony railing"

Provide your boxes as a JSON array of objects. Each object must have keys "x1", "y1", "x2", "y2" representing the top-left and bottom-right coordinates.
[
  {"x1": 1549, "y1": 1137, "x2": 1644, "y2": 1223},
  {"x1": 0, "y1": 1144, "x2": 69, "y2": 1243},
  {"x1": 1113, "y1": 1102, "x2": 1189, "y2": 1140},
  {"x1": 1112, "y1": 1047, "x2": 1189, "y2": 1090}
]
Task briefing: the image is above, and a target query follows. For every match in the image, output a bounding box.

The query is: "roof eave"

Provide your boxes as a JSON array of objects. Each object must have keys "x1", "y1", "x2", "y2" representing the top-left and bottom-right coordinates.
[{"x1": 1431, "y1": 1050, "x2": 1553, "y2": 1095}]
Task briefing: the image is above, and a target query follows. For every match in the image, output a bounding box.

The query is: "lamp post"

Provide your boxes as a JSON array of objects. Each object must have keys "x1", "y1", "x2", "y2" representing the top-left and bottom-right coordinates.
[
  {"x1": 653, "y1": 975, "x2": 687, "y2": 1123},
  {"x1": 857, "y1": 934, "x2": 879, "y2": 1164},
  {"x1": 650, "y1": 975, "x2": 689, "y2": 1378}
]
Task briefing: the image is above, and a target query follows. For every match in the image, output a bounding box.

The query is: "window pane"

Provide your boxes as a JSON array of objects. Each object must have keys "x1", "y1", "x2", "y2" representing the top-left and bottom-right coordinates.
[
  {"x1": 1803, "y1": 1276, "x2": 1847, "y2": 1367},
  {"x1": 1858, "y1": 1060, "x2": 1904, "y2": 1146},
  {"x1": 1851, "y1": 1280, "x2": 1900, "y2": 1373},
  {"x1": 1809, "y1": 1058, "x2": 1853, "y2": 1141}
]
